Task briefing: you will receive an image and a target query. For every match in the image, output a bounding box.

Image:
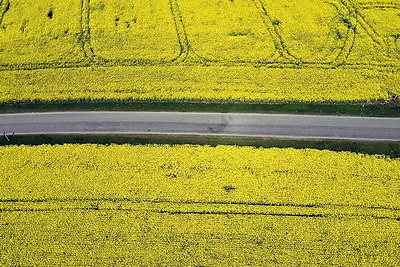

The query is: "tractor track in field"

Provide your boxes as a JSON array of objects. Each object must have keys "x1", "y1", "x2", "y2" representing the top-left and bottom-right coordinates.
[
  {"x1": 0, "y1": 0, "x2": 399, "y2": 71},
  {"x1": 1, "y1": 197, "x2": 399, "y2": 221}
]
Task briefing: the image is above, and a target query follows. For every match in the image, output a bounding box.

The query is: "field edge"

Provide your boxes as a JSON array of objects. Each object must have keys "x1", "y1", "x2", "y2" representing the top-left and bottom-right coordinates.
[
  {"x1": 1, "y1": 100, "x2": 399, "y2": 117},
  {"x1": 1, "y1": 134, "x2": 399, "y2": 158}
]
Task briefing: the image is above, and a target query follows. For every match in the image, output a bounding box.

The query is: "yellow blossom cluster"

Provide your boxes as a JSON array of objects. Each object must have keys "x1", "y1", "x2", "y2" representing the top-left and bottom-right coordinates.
[
  {"x1": 0, "y1": 0, "x2": 399, "y2": 103},
  {"x1": 89, "y1": 0, "x2": 180, "y2": 61},
  {"x1": 1, "y1": 144, "x2": 399, "y2": 208},
  {"x1": 0, "y1": 66, "x2": 396, "y2": 103},
  {"x1": 0, "y1": 0, "x2": 84, "y2": 65},
  {"x1": 0, "y1": 144, "x2": 399, "y2": 265}
]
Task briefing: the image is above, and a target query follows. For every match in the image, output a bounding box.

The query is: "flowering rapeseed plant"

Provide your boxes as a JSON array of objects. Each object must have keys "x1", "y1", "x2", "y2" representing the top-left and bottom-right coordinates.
[{"x1": 0, "y1": 144, "x2": 399, "y2": 265}]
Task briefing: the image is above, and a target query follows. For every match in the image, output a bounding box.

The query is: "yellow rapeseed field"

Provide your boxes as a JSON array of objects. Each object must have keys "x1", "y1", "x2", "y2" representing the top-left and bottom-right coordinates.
[
  {"x1": 89, "y1": 0, "x2": 180, "y2": 62},
  {"x1": 0, "y1": 0, "x2": 85, "y2": 65},
  {"x1": 0, "y1": 0, "x2": 399, "y2": 103},
  {"x1": 1, "y1": 144, "x2": 399, "y2": 265}
]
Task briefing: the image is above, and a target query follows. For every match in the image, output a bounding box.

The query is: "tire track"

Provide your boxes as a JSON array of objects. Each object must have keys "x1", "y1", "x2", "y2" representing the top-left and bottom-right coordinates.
[
  {"x1": 254, "y1": 0, "x2": 357, "y2": 65},
  {"x1": 169, "y1": 0, "x2": 225, "y2": 65},
  {"x1": 172, "y1": 0, "x2": 278, "y2": 65},
  {"x1": 356, "y1": 2, "x2": 400, "y2": 59},
  {"x1": 1, "y1": 198, "x2": 399, "y2": 221},
  {"x1": 84, "y1": 0, "x2": 188, "y2": 67},
  {"x1": 169, "y1": 0, "x2": 190, "y2": 64},
  {"x1": 79, "y1": 0, "x2": 95, "y2": 59},
  {"x1": 251, "y1": 0, "x2": 300, "y2": 63},
  {"x1": 341, "y1": 0, "x2": 398, "y2": 60},
  {"x1": 331, "y1": 1, "x2": 358, "y2": 65},
  {"x1": 0, "y1": 0, "x2": 10, "y2": 26},
  {"x1": 0, "y1": 0, "x2": 399, "y2": 71},
  {"x1": 357, "y1": 2, "x2": 400, "y2": 9},
  {"x1": 1, "y1": 197, "x2": 398, "y2": 211}
]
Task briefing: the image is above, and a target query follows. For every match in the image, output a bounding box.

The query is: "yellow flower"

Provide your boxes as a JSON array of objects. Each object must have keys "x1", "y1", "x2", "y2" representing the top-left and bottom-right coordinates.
[
  {"x1": 0, "y1": 0, "x2": 398, "y2": 103},
  {"x1": 1, "y1": 144, "x2": 399, "y2": 266}
]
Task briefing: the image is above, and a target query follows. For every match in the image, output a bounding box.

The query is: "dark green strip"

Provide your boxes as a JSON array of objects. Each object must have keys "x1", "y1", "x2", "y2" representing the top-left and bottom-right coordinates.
[
  {"x1": 1, "y1": 134, "x2": 399, "y2": 158},
  {"x1": 0, "y1": 99, "x2": 399, "y2": 117}
]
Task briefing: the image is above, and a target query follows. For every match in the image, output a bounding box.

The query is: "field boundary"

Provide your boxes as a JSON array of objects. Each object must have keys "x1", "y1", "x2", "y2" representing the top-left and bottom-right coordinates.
[
  {"x1": 1, "y1": 134, "x2": 399, "y2": 158},
  {"x1": 1, "y1": 100, "x2": 399, "y2": 117}
]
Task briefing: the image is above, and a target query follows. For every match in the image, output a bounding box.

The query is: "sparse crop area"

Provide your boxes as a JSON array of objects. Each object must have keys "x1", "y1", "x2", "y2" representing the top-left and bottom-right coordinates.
[
  {"x1": 0, "y1": 0, "x2": 399, "y2": 104},
  {"x1": 1, "y1": 144, "x2": 399, "y2": 265}
]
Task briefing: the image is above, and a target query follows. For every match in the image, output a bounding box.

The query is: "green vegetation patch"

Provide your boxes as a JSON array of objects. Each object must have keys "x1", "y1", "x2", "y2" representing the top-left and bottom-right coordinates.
[{"x1": 1, "y1": 134, "x2": 399, "y2": 158}]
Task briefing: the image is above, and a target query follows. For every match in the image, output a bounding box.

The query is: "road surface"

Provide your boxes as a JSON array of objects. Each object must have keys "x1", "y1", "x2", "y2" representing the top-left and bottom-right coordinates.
[{"x1": 1, "y1": 112, "x2": 399, "y2": 141}]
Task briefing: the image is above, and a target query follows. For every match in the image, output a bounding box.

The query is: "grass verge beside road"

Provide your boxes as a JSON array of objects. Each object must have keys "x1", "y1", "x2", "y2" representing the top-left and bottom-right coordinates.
[
  {"x1": 1, "y1": 134, "x2": 399, "y2": 158},
  {"x1": 0, "y1": 100, "x2": 399, "y2": 117}
]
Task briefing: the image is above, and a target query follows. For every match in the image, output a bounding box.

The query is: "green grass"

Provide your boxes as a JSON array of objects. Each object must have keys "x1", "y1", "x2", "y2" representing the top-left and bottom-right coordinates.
[
  {"x1": 1, "y1": 100, "x2": 399, "y2": 117},
  {"x1": 1, "y1": 134, "x2": 399, "y2": 158}
]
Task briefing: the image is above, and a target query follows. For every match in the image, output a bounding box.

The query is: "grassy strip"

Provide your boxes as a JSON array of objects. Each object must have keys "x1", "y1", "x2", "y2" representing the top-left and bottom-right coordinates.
[
  {"x1": 1, "y1": 134, "x2": 399, "y2": 158},
  {"x1": 0, "y1": 100, "x2": 399, "y2": 117}
]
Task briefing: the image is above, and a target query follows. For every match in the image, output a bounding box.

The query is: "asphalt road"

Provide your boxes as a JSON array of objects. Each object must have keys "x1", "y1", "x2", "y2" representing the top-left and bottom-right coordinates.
[{"x1": 1, "y1": 112, "x2": 399, "y2": 141}]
